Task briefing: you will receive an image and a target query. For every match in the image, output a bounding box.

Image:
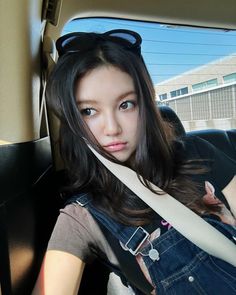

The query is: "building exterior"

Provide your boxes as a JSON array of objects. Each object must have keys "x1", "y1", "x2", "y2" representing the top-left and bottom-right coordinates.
[
  {"x1": 155, "y1": 54, "x2": 236, "y2": 100},
  {"x1": 155, "y1": 54, "x2": 236, "y2": 131}
]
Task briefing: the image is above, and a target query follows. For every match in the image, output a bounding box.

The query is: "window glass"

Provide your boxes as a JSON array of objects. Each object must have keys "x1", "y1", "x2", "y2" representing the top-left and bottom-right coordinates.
[
  {"x1": 170, "y1": 87, "x2": 188, "y2": 98},
  {"x1": 192, "y1": 78, "x2": 218, "y2": 92},
  {"x1": 223, "y1": 72, "x2": 236, "y2": 84},
  {"x1": 63, "y1": 18, "x2": 236, "y2": 132},
  {"x1": 159, "y1": 93, "x2": 167, "y2": 100}
]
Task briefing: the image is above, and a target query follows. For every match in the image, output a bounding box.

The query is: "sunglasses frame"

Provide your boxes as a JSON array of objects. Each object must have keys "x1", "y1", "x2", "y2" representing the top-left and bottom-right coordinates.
[{"x1": 56, "y1": 29, "x2": 142, "y2": 57}]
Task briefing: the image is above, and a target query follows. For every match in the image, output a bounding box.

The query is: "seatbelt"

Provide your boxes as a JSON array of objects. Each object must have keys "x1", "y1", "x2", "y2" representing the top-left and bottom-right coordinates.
[{"x1": 87, "y1": 145, "x2": 236, "y2": 267}]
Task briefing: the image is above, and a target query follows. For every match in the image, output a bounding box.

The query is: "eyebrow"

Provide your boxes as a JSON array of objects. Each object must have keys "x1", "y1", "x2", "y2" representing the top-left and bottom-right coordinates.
[
  {"x1": 77, "y1": 91, "x2": 136, "y2": 105},
  {"x1": 76, "y1": 99, "x2": 97, "y2": 106},
  {"x1": 118, "y1": 91, "x2": 136, "y2": 100}
]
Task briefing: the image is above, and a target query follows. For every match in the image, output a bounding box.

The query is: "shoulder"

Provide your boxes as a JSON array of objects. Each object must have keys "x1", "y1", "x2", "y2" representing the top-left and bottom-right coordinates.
[
  {"x1": 181, "y1": 135, "x2": 236, "y2": 202},
  {"x1": 181, "y1": 135, "x2": 236, "y2": 175},
  {"x1": 48, "y1": 201, "x2": 119, "y2": 265},
  {"x1": 180, "y1": 135, "x2": 216, "y2": 160},
  {"x1": 61, "y1": 202, "x2": 95, "y2": 229},
  {"x1": 181, "y1": 135, "x2": 236, "y2": 165},
  {"x1": 177, "y1": 135, "x2": 236, "y2": 168},
  {"x1": 58, "y1": 202, "x2": 103, "y2": 244},
  {"x1": 47, "y1": 203, "x2": 99, "y2": 262}
]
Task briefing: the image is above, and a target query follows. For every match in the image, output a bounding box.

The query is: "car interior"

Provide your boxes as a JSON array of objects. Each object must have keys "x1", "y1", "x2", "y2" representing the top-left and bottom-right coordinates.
[{"x1": 0, "y1": 0, "x2": 236, "y2": 294}]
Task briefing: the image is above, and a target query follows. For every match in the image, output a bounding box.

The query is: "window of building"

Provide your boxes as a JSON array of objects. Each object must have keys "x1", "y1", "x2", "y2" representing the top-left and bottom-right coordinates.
[
  {"x1": 192, "y1": 78, "x2": 218, "y2": 92},
  {"x1": 223, "y1": 72, "x2": 236, "y2": 84},
  {"x1": 159, "y1": 93, "x2": 167, "y2": 100},
  {"x1": 170, "y1": 87, "x2": 188, "y2": 98}
]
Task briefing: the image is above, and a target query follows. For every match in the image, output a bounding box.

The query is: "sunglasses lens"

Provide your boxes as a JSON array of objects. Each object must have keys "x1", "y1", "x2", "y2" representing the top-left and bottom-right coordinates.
[
  {"x1": 109, "y1": 32, "x2": 137, "y2": 45},
  {"x1": 59, "y1": 39, "x2": 75, "y2": 54},
  {"x1": 62, "y1": 36, "x2": 78, "y2": 47},
  {"x1": 57, "y1": 36, "x2": 80, "y2": 55}
]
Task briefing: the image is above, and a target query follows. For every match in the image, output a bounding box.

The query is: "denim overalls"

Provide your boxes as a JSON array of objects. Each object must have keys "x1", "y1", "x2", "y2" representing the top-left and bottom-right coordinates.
[{"x1": 70, "y1": 193, "x2": 236, "y2": 295}]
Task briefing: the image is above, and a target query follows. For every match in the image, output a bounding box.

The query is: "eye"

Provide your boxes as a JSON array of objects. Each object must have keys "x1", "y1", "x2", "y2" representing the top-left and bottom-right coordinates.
[
  {"x1": 80, "y1": 108, "x2": 97, "y2": 116},
  {"x1": 120, "y1": 100, "x2": 136, "y2": 110}
]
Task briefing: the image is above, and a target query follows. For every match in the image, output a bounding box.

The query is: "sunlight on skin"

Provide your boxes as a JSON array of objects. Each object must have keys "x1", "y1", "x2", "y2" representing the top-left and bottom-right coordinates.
[
  {"x1": 10, "y1": 246, "x2": 34, "y2": 291},
  {"x1": 222, "y1": 175, "x2": 236, "y2": 218},
  {"x1": 32, "y1": 250, "x2": 85, "y2": 295}
]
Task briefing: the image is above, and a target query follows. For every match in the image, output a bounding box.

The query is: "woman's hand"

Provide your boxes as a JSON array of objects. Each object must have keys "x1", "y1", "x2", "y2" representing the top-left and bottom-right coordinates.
[
  {"x1": 222, "y1": 175, "x2": 236, "y2": 218},
  {"x1": 32, "y1": 250, "x2": 85, "y2": 295},
  {"x1": 202, "y1": 180, "x2": 236, "y2": 225}
]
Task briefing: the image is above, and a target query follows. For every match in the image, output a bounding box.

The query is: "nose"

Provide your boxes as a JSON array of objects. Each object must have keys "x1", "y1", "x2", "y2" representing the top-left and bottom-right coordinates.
[{"x1": 103, "y1": 112, "x2": 121, "y2": 136}]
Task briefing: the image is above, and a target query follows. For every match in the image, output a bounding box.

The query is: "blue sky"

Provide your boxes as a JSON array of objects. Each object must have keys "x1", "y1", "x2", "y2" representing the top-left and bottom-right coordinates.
[{"x1": 63, "y1": 18, "x2": 236, "y2": 85}]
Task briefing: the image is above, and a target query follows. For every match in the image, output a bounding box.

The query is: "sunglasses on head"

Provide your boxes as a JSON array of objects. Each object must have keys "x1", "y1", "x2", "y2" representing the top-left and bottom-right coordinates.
[{"x1": 56, "y1": 29, "x2": 142, "y2": 57}]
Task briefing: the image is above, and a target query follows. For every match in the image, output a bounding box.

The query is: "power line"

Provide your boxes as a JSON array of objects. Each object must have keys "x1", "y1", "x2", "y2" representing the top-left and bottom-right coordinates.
[
  {"x1": 143, "y1": 39, "x2": 236, "y2": 47},
  {"x1": 143, "y1": 51, "x2": 236, "y2": 56},
  {"x1": 91, "y1": 19, "x2": 236, "y2": 36},
  {"x1": 155, "y1": 83, "x2": 235, "y2": 87},
  {"x1": 146, "y1": 63, "x2": 236, "y2": 66},
  {"x1": 151, "y1": 73, "x2": 236, "y2": 76}
]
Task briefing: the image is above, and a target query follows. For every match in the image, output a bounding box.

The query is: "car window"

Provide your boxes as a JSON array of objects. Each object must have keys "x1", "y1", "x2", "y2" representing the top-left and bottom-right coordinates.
[{"x1": 63, "y1": 18, "x2": 236, "y2": 132}]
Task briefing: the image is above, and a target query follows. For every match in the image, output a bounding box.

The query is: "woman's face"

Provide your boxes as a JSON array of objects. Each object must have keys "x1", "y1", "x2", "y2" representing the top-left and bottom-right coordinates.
[{"x1": 76, "y1": 65, "x2": 139, "y2": 162}]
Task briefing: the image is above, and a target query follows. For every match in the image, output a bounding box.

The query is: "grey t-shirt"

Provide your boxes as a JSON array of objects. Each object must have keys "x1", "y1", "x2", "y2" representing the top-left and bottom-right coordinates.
[{"x1": 47, "y1": 202, "x2": 119, "y2": 266}]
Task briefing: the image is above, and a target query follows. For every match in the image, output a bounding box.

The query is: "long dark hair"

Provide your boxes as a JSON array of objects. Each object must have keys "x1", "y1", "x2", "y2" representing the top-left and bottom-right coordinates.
[{"x1": 47, "y1": 39, "x2": 210, "y2": 225}]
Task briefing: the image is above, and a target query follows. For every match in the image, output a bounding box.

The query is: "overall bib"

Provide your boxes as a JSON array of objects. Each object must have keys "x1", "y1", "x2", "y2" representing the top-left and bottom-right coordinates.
[{"x1": 69, "y1": 193, "x2": 236, "y2": 295}]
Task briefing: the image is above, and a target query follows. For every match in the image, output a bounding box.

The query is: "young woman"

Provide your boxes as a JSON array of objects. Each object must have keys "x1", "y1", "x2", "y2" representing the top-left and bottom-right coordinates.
[{"x1": 33, "y1": 30, "x2": 236, "y2": 295}]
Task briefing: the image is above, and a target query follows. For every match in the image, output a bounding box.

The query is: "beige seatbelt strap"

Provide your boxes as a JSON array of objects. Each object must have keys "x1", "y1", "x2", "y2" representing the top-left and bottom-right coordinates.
[{"x1": 88, "y1": 145, "x2": 236, "y2": 267}]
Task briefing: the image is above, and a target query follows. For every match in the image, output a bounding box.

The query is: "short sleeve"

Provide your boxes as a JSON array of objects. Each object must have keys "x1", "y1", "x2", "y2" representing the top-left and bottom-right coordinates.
[
  {"x1": 47, "y1": 204, "x2": 99, "y2": 263},
  {"x1": 183, "y1": 136, "x2": 236, "y2": 207}
]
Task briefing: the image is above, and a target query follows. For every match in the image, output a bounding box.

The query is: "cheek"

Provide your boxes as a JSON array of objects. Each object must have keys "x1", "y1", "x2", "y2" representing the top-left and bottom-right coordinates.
[
  {"x1": 130, "y1": 111, "x2": 139, "y2": 129},
  {"x1": 84, "y1": 118, "x2": 102, "y2": 140},
  {"x1": 125, "y1": 112, "x2": 139, "y2": 137},
  {"x1": 134, "y1": 113, "x2": 141, "y2": 141}
]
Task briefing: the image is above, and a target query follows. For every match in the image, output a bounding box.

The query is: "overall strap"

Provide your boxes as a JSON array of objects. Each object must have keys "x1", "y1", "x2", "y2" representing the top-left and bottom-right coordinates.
[
  {"x1": 68, "y1": 193, "x2": 153, "y2": 294},
  {"x1": 71, "y1": 193, "x2": 150, "y2": 255}
]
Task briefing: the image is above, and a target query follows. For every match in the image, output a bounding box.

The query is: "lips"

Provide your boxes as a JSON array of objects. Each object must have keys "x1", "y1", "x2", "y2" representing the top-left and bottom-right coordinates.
[{"x1": 103, "y1": 142, "x2": 127, "y2": 152}]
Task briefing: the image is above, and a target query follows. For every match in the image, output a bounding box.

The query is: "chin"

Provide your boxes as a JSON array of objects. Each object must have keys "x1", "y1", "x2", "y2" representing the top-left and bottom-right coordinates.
[
  {"x1": 114, "y1": 156, "x2": 129, "y2": 162},
  {"x1": 114, "y1": 151, "x2": 135, "y2": 165},
  {"x1": 112, "y1": 152, "x2": 130, "y2": 163}
]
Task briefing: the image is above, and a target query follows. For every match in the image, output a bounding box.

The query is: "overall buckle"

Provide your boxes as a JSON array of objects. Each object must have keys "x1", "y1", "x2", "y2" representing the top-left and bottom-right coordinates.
[{"x1": 125, "y1": 226, "x2": 149, "y2": 255}]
